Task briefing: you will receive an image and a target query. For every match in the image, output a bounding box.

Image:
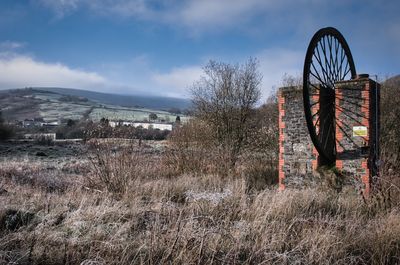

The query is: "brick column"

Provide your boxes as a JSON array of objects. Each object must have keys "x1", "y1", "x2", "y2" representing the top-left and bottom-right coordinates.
[
  {"x1": 277, "y1": 86, "x2": 315, "y2": 190},
  {"x1": 335, "y1": 77, "x2": 380, "y2": 196},
  {"x1": 311, "y1": 94, "x2": 319, "y2": 170},
  {"x1": 278, "y1": 90, "x2": 285, "y2": 190}
]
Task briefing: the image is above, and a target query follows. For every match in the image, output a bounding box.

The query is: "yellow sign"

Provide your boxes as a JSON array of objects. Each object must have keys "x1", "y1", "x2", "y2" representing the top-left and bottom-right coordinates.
[{"x1": 353, "y1": 126, "x2": 368, "y2": 137}]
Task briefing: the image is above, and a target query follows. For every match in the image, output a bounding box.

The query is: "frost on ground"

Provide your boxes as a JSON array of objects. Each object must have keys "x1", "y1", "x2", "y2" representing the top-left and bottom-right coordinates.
[
  {"x1": 185, "y1": 188, "x2": 232, "y2": 204},
  {"x1": 0, "y1": 141, "x2": 399, "y2": 265}
]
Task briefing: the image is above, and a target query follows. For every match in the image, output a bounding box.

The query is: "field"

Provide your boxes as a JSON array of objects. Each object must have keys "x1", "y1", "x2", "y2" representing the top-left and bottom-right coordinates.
[
  {"x1": 0, "y1": 140, "x2": 399, "y2": 264},
  {"x1": 89, "y1": 106, "x2": 181, "y2": 123}
]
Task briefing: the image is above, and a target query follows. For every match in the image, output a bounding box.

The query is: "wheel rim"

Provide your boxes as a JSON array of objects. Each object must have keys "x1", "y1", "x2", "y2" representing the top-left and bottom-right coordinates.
[{"x1": 303, "y1": 27, "x2": 357, "y2": 165}]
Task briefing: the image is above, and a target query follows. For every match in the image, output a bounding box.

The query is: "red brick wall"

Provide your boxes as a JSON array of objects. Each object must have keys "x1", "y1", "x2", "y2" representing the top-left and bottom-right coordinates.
[
  {"x1": 335, "y1": 78, "x2": 379, "y2": 196},
  {"x1": 278, "y1": 90, "x2": 285, "y2": 190}
]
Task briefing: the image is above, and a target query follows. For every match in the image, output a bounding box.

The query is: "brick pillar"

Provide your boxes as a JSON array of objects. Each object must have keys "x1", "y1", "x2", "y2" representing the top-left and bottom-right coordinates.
[
  {"x1": 335, "y1": 77, "x2": 380, "y2": 196},
  {"x1": 277, "y1": 86, "x2": 315, "y2": 190},
  {"x1": 311, "y1": 93, "x2": 319, "y2": 170},
  {"x1": 278, "y1": 90, "x2": 285, "y2": 190}
]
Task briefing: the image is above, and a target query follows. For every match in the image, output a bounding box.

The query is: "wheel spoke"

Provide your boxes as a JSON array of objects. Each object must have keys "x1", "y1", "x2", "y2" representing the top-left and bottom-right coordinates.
[
  {"x1": 309, "y1": 83, "x2": 321, "y2": 91},
  {"x1": 337, "y1": 116, "x2": 369, "y2": 142},
  {"x1": 336, "y1": 121, "x2": 361, "y2": 149},
  {"x1": 314, "y1": 45, "x2": 331, "y2": 85},
  {"x1": 328, "y1": 35, "x2": 336, "y2": 83},
  {"x1": 336, "y1": 104, "x2": 368, "y2": 120},
  {"x1": 319, "y1": 37, "x2": 335, "y2": 86},
  {"x1": 334, "y1": 93, "x2": 363, "y2": 100},
  {"x1": 342, "y1": 63, "x2": 351, "y2": 80},
  {"x1": 337, "y1": 47, "x2": 346, "y2": 81},
  {"x1": 333, "y1": 38, "x2": 340, "y2": 81},
  {"x1": 314, "y1": 115, "x2": 320, "y2": 127},
  {"x1": 336, "y1": 104, "x2": 368, "y2": 125},
  {"x1": 312, "y1": 109, "x2": 320, "y2": 118},
  {"x1": 310, "y1": 61, "x2": 326, "y2": 85},
  {"x1": 310, "y1": 71, "x2": 326, "y2": 86},
  {"x1": 310, "y1": 100, "x2": 320, "y2": 107},
  {"x1": 303, "y1": 27, "x2": 356, "y2": 163},
  {"x1": 335, "y1": 137, "x2": 346, "y2": 151},
  {"x1": 335, "y1": 96, "x2": 370, "y2": 111}
]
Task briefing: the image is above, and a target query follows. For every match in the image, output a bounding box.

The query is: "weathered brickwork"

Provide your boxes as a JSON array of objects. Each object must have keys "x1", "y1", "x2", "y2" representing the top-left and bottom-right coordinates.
[
  {"x1": 279, "y1": 78, "x2": 380, "y2": 194},
  {"x1": 278, "y1": 91, "x2": 286, "y2": 190},
  {"x1": 278, "y1": 86, "x2": 315, "y2": 189},
  {"x1": 335, "y1": 78, "x2": 380, "y2": 195}
]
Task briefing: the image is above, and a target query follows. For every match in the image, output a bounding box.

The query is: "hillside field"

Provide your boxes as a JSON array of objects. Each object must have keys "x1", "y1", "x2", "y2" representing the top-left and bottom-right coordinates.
[{"x1": 0, "y1": 88, "x2": 188, "y2": 123}]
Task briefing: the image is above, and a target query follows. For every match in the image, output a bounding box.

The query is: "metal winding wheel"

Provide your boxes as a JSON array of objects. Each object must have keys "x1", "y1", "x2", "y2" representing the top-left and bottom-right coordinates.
[{"x1": 303, "y1": 27, "x2": 357, "y2": 165}]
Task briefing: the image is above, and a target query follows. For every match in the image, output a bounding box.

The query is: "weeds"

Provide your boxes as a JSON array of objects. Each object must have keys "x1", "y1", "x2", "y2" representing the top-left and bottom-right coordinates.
[{"x1": 0, "y1": 141, "x2": 399, "y2": 264}]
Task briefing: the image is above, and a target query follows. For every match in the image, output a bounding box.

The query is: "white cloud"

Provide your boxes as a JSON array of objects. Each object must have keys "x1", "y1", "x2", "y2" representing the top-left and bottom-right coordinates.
[
  {"x1": 0, "y1": 52, "x2": 200, "y2": 98},
  {"x1": 257, "y1": 48, "x2": 303, "y2": 98},
  {"x1": 38, "y1": 0, "x2": 81, "y2": 18},
  {"x1": 88, "y1": 0, "x2": 152, "y2": 19},
  {"x1": 38, "y1": 0, "x2": 153, "y2": 19},
  {"x1": 151, "y1": 48, "x2": 304, "y2": 100},
  {"x1": 152, "y1": 65, "x2": 203, "y2": 97},
  {"x1": 35, "y1": 0, "x2": 318, "y2": 32},
  {"x1": 0, "y1": 53, "x2": 107, "y2": 90},
  {"x1": 0, "y1": 49, "x2": 308, "y2": 100},
  {"x1": 35, "y1": 0, "x2": 400, "y2": 44},
  {"x1": 0, "y1": 41, "x2": 25, "y2": 50},
  {"x1": 178, "y1": 0, "x2": 264, "y2": 29}
]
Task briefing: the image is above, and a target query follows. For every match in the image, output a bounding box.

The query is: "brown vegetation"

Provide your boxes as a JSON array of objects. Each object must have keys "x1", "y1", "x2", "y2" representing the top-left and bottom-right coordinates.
[
  {"x1": 0, "y1": 140, "x2": 399, "y2": 264},
  {"x1": 381, "y1": 75, "x2": 400, "y2": 171},
  {"x1": 191, "y1": 58, "x2": 262, "y2": 167}
]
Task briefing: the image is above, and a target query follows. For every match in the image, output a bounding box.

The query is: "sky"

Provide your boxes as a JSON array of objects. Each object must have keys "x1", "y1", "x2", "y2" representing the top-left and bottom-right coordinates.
[{"x1": 0, "y1": 0, "x2": 399, "y2": 100}]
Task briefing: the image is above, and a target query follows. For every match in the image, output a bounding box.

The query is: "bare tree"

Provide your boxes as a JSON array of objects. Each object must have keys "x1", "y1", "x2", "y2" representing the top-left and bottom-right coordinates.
[
  {"x1": 191, "y1": 58, "x2": 262, "y2": 167},
  {"x1": 380, "y1": 75, "x2": 400, "y2": 169},
  {"x1": 250, "y1": 93, "x2": 279, "y2": 156}
]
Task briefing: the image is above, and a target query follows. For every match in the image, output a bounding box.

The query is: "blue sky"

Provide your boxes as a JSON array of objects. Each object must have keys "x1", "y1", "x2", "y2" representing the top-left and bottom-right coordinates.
[{"x1": 0, "y1": 0, "x2": 399, "y2": 100}]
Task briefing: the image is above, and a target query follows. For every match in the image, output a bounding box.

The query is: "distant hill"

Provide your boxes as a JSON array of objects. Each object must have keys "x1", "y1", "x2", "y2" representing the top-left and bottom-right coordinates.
[
  {"x1": 23, "y1": 87, "x2": 191, "y2": 110},
  {"x1": 0, "y1": 88, "x2": 188, "y2": 123}
]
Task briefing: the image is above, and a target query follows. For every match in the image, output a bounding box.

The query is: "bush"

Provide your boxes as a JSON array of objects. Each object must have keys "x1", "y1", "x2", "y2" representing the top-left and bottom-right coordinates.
[
  {"x1": 191, "y1": 58, "x2": 262, "y2": 167},
  {"x1": 164, "y1": 119, "x2": 221, "y2": 175},
  {"x1": 87, "y1": 141, "x2": 135, "y2": 195},
  {"x1": 86, "y1": 140, "x2": 164, "y2": 195}
]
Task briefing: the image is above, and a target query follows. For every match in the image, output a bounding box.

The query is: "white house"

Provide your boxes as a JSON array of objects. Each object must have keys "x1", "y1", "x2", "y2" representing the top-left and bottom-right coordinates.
[{"x1": 108, "y1": 121, "x2": 173, "y2": 131}]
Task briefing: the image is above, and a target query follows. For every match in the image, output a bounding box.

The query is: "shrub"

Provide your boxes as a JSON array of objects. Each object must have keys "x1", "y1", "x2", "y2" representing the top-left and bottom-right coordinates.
[
  {"x1": 191, "y1": 58, "x2": 262, "y2": 167},
  {"x1": 164, "y1": 119, "x2": 232, "y2": 176},
  {"x1": 86, "y1": 140, "x2": 162, "y2": 195}
]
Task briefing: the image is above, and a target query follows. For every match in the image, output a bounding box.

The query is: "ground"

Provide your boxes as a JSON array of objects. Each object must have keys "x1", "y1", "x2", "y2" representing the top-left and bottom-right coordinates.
[{"x1": 0, "y1": 140, "x2": 399, "y2": 264}]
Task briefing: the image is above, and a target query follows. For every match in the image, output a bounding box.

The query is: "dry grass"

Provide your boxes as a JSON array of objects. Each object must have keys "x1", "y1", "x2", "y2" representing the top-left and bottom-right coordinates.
[{"x1": 0, "y1": 141, "x2": 399, "y2": 264}]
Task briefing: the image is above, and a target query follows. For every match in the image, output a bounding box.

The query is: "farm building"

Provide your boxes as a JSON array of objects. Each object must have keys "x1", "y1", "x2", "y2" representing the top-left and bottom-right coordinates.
[{"x1": 108, "y1": 120, "x2": 173, "y2": 131}]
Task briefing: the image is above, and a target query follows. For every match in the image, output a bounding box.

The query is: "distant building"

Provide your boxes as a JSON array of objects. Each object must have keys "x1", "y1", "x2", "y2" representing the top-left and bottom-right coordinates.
[
  {"x1": 133, "y1": 122, "x2": 173, "y2": 131},
  {"x1": 22, "y1": 119, "x2": 59, "y2": 128},
  {"x1": 41, "y1": 121, "x2": 59, "y2": 127},
  {"x1": 24, "y1": 133, "x2": 56, "y2": 140},
  {"x1": 109, "y1": 120, "x2": 173, "y2": 131}
]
